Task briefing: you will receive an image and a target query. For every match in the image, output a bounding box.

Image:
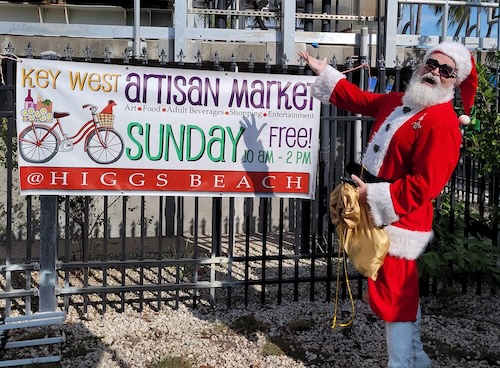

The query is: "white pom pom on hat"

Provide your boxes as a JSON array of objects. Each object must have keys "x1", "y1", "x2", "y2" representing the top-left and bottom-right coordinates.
[
  {"x1": 458, "y1": 114, "x2": 471, "y2": 126},
  {"x1": 424, "y1": 41, "x2": 478, "y2": 124}
]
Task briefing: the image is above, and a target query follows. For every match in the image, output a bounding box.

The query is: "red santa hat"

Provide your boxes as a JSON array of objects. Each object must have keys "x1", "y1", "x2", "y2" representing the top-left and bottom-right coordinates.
[{"x1": 424, "y1": 41, "x2": 478, "y2": 125}]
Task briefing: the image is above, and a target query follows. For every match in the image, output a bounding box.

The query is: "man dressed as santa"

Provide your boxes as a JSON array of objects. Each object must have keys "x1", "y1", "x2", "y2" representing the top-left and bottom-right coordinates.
[{"x1": 299, "y1": 41, "x2": 478, "y2": 367}]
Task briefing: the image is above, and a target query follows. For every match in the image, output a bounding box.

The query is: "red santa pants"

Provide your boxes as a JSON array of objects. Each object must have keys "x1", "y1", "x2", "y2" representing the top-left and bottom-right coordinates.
[{"x1": 368, "y1": 255, "x2": 419, "y2": 322}]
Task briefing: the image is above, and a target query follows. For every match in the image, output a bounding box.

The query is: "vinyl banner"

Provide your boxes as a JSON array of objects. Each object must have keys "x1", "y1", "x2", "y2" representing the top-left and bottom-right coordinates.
[{"x1": 16, "y1": 58, "x2": 321, "y2": 198}]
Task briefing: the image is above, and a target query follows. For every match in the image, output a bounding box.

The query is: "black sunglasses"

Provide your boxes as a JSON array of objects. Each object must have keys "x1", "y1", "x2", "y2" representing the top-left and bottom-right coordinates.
[{"x1": 423, "y1": 58, "x2": 457, "y2": 79}]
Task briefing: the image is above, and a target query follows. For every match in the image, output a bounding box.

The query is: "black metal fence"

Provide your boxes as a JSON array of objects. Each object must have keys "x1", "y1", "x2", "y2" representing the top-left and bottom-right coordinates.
[{"x1": 0, "y1": 45, "x2": 498, "y2": 318}]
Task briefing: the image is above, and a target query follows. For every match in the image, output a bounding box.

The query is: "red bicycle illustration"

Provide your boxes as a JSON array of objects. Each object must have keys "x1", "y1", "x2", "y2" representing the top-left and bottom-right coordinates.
[{"x1": 18, "y1": 101, "x2": 124, "y2": 164}]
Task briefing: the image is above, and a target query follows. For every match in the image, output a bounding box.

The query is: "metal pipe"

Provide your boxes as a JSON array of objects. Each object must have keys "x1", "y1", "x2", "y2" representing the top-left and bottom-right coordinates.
[
  {"x1": 410, "y1": 4, "x2": 415, "y2": 34},
  {"x1": 322, "y1": 0, "x2": 331, "y2": 32},
  {"x1": 134, "y1": 0, "x2": 141, "y2": 58},
  {"x1": 377, "y1": 0, "x2": 383, "y2": 68},
  {"x1": 497, "y1": 4, "x2": 500, "y2": 52},
  {"x1": 318, "y1": 1, "x2": 332, "y2": 246},
  {"x1": 216, "y1": 0, "x2": 226, "y2": 29},
  {"x1": 496, "y1": 7, "x2": 499, "y2": 112},
  {"x1": 4, "y1": 59, "x2": 15, "y2": 317},
  {"x1": 355, "y1": 26, "x2": 369, "y2": 163},
  {"x1": 385, "y1": 0, "x2": 399, "y2": 68},
  {"x1": 304, "y1": 0, "x2": 313, "y2": 32},
  {"x1": 476, "y1": 5, "x2": 481, "y2": 37},
  {"x1": 442, "y1": 1, "x2": 449, "y2": 41},
  {"x1": 39, "y1": 196, "x2": 58, "y2": 313}
]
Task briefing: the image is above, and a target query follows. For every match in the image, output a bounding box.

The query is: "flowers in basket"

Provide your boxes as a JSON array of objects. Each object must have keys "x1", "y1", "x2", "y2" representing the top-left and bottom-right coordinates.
[{"x1": 21, "y1": 90, "x2": 53, "y2": 123}]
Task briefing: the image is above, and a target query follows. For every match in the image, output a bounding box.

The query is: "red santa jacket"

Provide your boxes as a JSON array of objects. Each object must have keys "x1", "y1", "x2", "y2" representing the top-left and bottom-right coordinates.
[{"x1": 312, "y1": 66, "x2": 462, "y2": 260}]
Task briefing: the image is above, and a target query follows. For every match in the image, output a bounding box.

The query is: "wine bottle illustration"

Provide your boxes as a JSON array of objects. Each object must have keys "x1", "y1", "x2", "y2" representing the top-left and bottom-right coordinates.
[{"x1": 23, "y1": 89, "x2": 35, "y2": 121}]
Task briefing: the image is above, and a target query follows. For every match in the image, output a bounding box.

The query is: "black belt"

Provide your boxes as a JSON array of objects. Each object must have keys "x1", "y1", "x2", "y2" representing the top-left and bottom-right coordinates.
[{"x1": 346, "y1": 162, "x2": 392, "y2": 184}]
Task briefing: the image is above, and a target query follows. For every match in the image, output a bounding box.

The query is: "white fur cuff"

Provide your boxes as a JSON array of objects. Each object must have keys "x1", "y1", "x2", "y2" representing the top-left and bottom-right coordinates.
[
  {"x1": 366, "y1": 182, "x2": 399, "y2": 227},
  {"x1": 310, "y1": 65, "x2": 346, "y2": 104},
  {"x1": 385, "y1": 225, "x2": 433, "y2": 259}
]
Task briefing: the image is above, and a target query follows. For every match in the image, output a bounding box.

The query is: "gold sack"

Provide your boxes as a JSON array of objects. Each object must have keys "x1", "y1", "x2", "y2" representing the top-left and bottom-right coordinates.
[{"x1": 329, "y1": 182, "x2": 390, "y2": 281}]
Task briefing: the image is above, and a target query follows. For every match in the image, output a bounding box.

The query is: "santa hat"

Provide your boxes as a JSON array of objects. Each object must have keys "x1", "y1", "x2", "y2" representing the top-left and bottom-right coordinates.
[{"x1": 424, "y1": 41, "x2": 478, "y2": 125}]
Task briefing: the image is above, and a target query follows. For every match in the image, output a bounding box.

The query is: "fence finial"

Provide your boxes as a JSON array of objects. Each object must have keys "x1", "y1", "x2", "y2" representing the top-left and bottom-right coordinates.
[
  {"x1": 345, "y1": 56, "x2": 354, "y2": 69},
  {"x1": 195, "y1": 50, "x2": 203, "y2": 69},
  {"x1": 83, "y1": 45, "x2": 93, "y2": 62},
  {"x1": 159, "y1": 49, "x2": 168, "y2": 65},
  {"x1": 394, "y1": 55, "x2": 401, "y2": 69},
  {"x1": 330, "y1": 55, "x2": 338, "y2": 69},
  {"x1": 177, "y1": 49, "x2": 186, "y2": 66},
  {"x1": 5, "y1": 42, "x2": 15, "y2": 55},
  {"x1": 281, "y1": 53, "x2": 289, "y2": 73},
  {"x1": 265, "y1": 52, "x2": 272, "y2": 73},
  {"x1": 141, "y1": 47, "x2": 148, "y2": 65},
  {"x1": 212, "y1": 51, "x2": 222, "y2": 71},
  {"x1": 247, "y1": 52, "x2": 255, "y2": 72},
  {"x1": 123, "y1": 47, "x2": 132, "y2": 64},
  {"x1": 103, "y1": 46, "x2": 112, "y2": 63},
  {"x1": 407, "y1": 57, "x2": 417, "y2": 71},
  {"x1": 230, "y1": 52, "x2": 237, "y2": 72},
  {"x1": 64, "y1": 44, "x2": 73, "y2": 61},
  {"x1": 25, "y1": 42, "x2": 35, "y2": 58},
  {"x1": 298, "y1": 54, "x2": 305, "y2": 74},
  {"x1": 378, "y1": 55, "x2": 386, "y2": 70}
]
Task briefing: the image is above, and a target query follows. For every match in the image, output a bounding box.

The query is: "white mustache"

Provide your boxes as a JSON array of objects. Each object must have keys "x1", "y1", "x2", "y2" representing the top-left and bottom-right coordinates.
[{"x1": 419, "y1": 72, "x2": 440, "y2": 85}]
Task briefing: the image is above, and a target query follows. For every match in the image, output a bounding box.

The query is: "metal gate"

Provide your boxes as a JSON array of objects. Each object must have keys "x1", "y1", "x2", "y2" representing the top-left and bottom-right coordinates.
[
  {"x1": 0, "y1": 46, "x2": 378, "y2": 317},
  {"x1": 1, "y1": 40, "x2": 498, "y2": 321}
]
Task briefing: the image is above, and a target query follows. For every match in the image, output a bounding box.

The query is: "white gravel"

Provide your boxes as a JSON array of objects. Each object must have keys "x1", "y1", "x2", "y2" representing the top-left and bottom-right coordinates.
[{"x1": 2, "y1": 292, "x2": 499, "y2": 368}]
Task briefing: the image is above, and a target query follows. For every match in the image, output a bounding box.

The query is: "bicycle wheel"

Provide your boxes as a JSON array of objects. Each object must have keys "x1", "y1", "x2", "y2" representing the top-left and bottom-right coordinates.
[
  {"x1": 18, "y1": 125, "x2": 59, "y2": 163},
  {"x1": 86, "y1": 128, "x2": 124, "y2": 164}
]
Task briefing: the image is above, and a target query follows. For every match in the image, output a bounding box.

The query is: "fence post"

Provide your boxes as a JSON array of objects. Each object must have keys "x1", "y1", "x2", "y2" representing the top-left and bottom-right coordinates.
[
  {"x1": 384, "y1": 0, "x2": 398, "y2": 68},
  {"x1": 355, "y1": 27, "x2": 369, "y2": 163},
  {"x1": 39, "y1": 196, "x2": 58, "y2": 312},
  {"x1": 2, "y1": 56, "x2": 15, "y2": 317}
]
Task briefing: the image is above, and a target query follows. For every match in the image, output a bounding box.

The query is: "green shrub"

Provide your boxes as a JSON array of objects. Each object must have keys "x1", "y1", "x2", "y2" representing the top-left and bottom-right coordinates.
[{"x1": 419, "y1": 193, "x2": 500, "y2": 288}]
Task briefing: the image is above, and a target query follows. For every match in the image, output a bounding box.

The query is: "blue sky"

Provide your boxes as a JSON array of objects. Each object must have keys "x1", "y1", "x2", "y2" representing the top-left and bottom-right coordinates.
[{"x1": 401, "y1": 5, "x2": 498, "y2": 38}]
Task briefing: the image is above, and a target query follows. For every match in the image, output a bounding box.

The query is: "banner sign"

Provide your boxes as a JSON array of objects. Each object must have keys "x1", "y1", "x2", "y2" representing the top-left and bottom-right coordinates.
[{"x1": 16, "y1": 58, "x2": 321, "y2": 198}]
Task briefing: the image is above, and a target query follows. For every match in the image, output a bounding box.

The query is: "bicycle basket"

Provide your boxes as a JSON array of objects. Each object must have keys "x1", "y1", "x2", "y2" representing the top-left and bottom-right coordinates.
[{"x1": 97, "y1": 113, "x2": 115, "y2": 128}]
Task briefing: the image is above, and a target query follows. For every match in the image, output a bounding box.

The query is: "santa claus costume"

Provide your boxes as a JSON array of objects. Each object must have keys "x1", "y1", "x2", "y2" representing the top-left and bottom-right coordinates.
[{"x1": 309, "y1": 41, "x2": 478, "y2": 367}]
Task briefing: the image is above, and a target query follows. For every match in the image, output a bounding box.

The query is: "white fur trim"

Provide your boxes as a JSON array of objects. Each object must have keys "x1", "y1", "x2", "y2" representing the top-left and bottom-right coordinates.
[
  {"x1": 310, "y1": 65, "x2": 346, "y2": 104},
  {"x1": 424, "y1": 41, "x2": 472, "y2": 84},
  {"x1": 385, "y1": 225, "x2": 433, "y2": 260},
  {"x1": 366, "y1": 182, "x2": 399, "y2": 227},
  {"x1": 362, "y1": 105, "x2": 423, "y2": 176}
]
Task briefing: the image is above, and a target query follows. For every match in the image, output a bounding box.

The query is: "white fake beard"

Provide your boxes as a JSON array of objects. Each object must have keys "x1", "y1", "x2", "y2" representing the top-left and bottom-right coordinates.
[{"x1": 403, "y1": 71, "x2": 455, "y2": 108}]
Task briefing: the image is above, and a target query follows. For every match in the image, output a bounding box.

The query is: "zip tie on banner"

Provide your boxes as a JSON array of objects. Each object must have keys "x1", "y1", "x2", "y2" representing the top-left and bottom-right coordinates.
[
  {"x1": 341, "y1": 62, "x2": 375, "y2": 92},
  {"x1": 0, "y1": 54, "x2": 21, "y2": 86},
  {"x1": 0, "y1": 54, "x2": 22, "y2": 62},
  {"x1": 341, "y1": 62, "x2": 371, "y2": 78}
]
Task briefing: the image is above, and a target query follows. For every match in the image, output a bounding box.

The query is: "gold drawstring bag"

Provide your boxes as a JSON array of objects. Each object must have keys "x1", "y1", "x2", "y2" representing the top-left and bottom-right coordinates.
[{"x1": 329, "y1": 182, "x2": 390, "y2": 281}]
